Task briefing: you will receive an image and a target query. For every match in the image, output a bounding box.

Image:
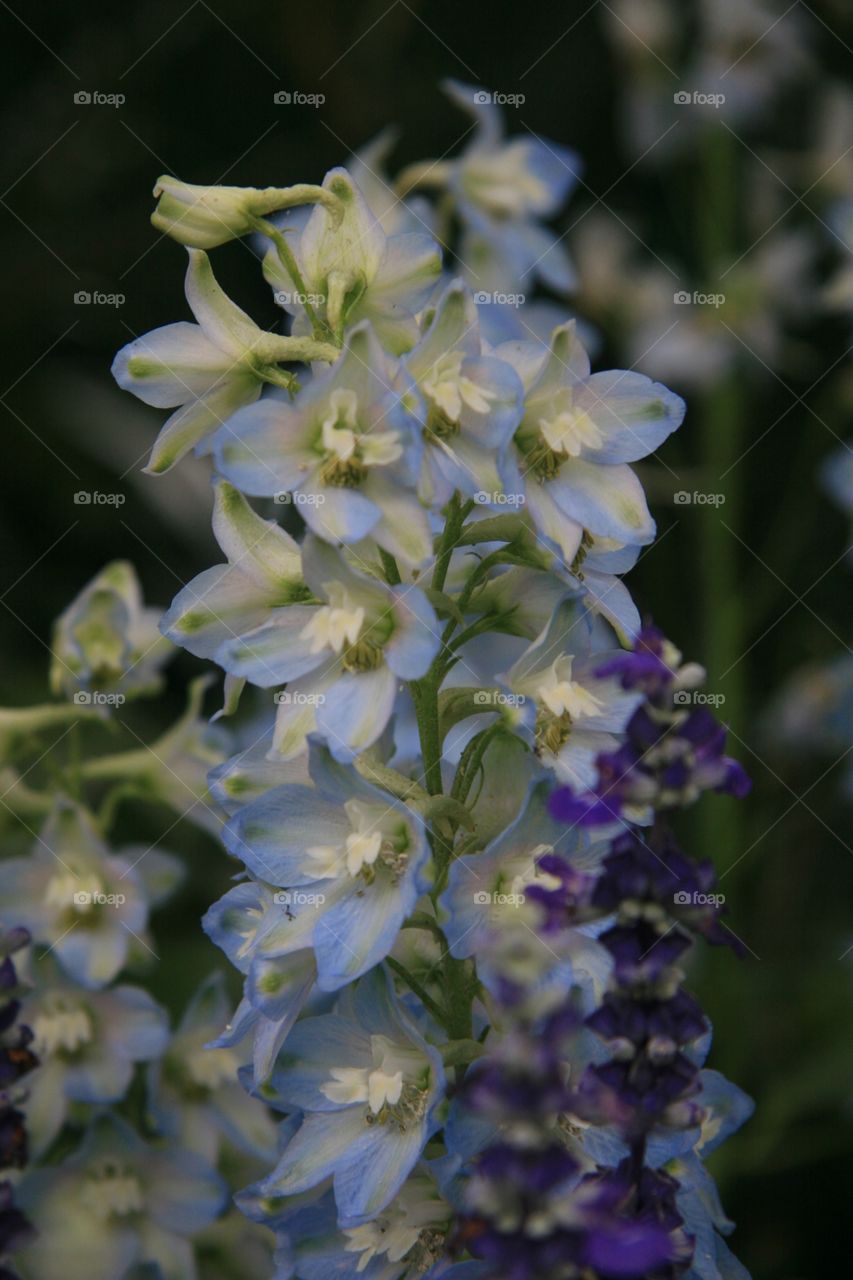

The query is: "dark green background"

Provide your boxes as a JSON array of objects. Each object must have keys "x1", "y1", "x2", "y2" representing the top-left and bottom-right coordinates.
[{"x1": 1, "y1": 2, "x2": 852, "y2": 1275}]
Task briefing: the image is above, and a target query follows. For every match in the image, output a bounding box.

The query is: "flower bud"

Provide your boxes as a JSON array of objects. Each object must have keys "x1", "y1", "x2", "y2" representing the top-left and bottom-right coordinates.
[{"x1": 151, "y1": 177, "x2": 342, "y2": 248}]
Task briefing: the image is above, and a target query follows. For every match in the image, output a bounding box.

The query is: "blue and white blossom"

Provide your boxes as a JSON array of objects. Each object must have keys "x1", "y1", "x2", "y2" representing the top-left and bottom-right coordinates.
[
  {"x1": 404, "y1": 279, "x2": 524, "y2": 506},
  {"x1": 262, "y1": 167, "x2": 441, "y2": 354},
  {"x1": 15, "y1": 1114, "x2": 226, "y2": 1280},
  {"x1": 147, "y1": 972, "x2": 278, "y2": 1162},
  {"x1": 498, "y1": 320, "x2": 685, "y2": 561},
  {"x1": 503, "y1": 602, "x2": 643, "y2": 788},
  {"x1": 25, "y1": 966, "x2": 169, "y2": 1157},
  {"x1": 162, "y1": 479, "x2": 308, "y2": 669},
  {"x1": 184, "y1": 535, "x2": 440, "y2": 761},
  {"x1": 439, "y1": 80, "x2": 582, "y2": 297},
  {"x1": 219, "y1": 738, "x2": 430, "y2": 992},
  {"x1": 254, "y1": 1173, "x2": 453, "y2": 1279},
  {"x1": 112, "y1": 248, "x2": 336, "y2": 474},
  {"x1": 50, "y1": 560, "x2": 173, "y2": 703},
  {"x1": 213, "y1": 323, "x2": 432, "y2": 567},
  {"x1": 0, "y1": 801, "x2": 181, "y2": 990},
  {"x1": 253, "y1": 969, "x2": 445, "y2": 1224}
]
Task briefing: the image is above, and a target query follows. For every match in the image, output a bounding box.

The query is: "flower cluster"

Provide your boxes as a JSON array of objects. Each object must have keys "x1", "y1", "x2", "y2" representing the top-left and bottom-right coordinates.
[
  {"x1": 0, "y1": 569, "x2": 279, "y2": 1279},
  {"x1": 549, "y1": 627, "x2": 751, "y2": 826},
  {"x1": 453, "y1": 636, "x2": 752, "y2": 1280},
  {"x1": 101, "y1": 83, "x2": 752, "y2": 1280}
]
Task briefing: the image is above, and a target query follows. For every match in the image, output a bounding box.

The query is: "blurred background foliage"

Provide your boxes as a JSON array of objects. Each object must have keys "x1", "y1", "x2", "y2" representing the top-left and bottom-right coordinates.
[{"x1": 1, "y1": 1, "x2": 852, "y2": 1275}]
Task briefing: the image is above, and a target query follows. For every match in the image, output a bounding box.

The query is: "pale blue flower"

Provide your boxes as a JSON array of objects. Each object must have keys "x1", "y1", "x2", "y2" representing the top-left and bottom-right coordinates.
[
  {"x1": 198, "y1": 536, "x2": 439, "y2": 761},
  {"x1": 504, "y1": 601, "x2": 643, "y2": 789},
  {"x1": 440, "y1": 779, "x2": 611, "y2": 1005},
  {"x1": 25, "y1": 966, "x2": 169, "y2": 1156},
  {"x1": 161, "y1": 480, "x2": 308, "y2": 667},
  {"x1": 112, "y1": 249, "x2": 333, "y2": 475},
  {"x1": 208, "y1": 733, "x2": 312, "y2": 814},
  {"x1": 213, "y1": 322, "x2": 433, "y2": 568},
  {"x1": 0, "y1": 801, "x2": 181, "y2": 990},
  {"x1": 147, "y1": 972, "x2": 278, "y2": 1162},
  {"x1": 442, "y1": 80, "x2": 582, "y2": 296},
  {"x1": 221, "y1": 738, "x2": 430, "y2": 992},
  {"x1": 201, "y1": 879, "x2": 318, "y2": 1083},
  {"x1": 497, "y1": 320, "x2": 685, "y2": 561},
  {"x1": 403, "y1": 279, "x2": 524, "y2": 506},
  {"x1": 254, "y1": 968, "x2": 445, "y2": 1225},
  {"x1": 262, "y1": 166, "x2": 441, "y2": 353},
  {"x1": 50, "y1": 561, "x2": 172, "y2": 703},
  {"x1": 15, "y1": 1114, "x2": 226, "y2": 1280},
  {"x1": 248, "y1": 1172, "x2": 453, "y2": 1279}
]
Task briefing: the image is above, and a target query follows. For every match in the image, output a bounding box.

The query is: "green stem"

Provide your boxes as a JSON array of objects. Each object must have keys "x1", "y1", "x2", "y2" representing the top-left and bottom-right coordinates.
[
  {"x1": 254, "y1": 218, "x2": 332, "y2": 343},
  {"x1": 410, "y1": 680, "x2": 443, "y2": 796},
  {"x1": 385, "y1": 957, "x2": 446, "y2": 1026},
  {"x1": 431, "y1": 496, "x2": 473, "y2": 593},
  {"x1": 78, "y1": 748, "x2": 154, "y2": 780}
]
